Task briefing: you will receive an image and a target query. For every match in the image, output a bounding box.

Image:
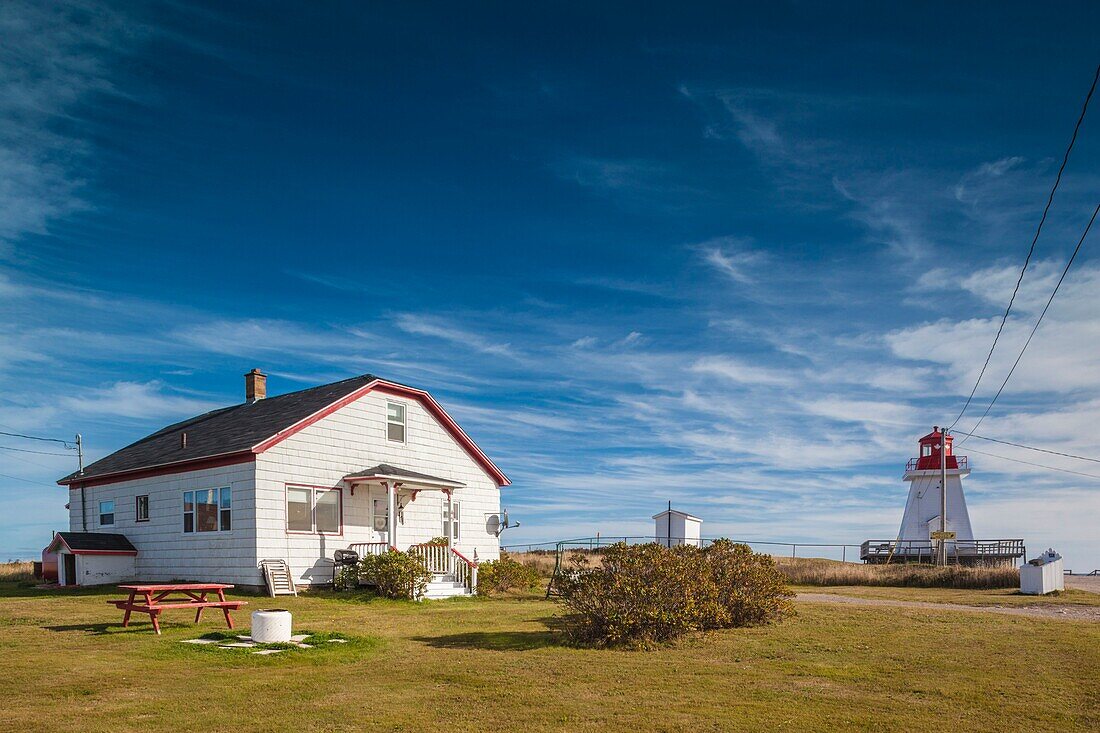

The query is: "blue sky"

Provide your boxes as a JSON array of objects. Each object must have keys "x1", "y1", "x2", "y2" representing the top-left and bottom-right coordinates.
[{"x1": 2, "y1": 2, "x2": 1100, "y2": 564}]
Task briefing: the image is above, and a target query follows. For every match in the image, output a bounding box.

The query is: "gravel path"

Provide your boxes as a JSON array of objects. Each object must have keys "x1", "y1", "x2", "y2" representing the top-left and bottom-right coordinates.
[
  {"x1": 1065, "y1": 575, "x2": 1100, "y2": 594},
  {"x1": 796, "y1": 592, "x2": 1100, "y2": 622}
]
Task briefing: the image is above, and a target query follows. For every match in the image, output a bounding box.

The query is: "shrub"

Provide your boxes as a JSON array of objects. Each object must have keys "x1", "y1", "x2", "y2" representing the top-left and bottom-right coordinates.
[
  {"x1": 358, "y1": 550, "x2": 432, "y2": 600},
  {"x1": 477, "y1": 553, "x2": 541, "y2": 596},
  {"x1": 555, "y1": 540, "x2": 793, "y2": 647}
]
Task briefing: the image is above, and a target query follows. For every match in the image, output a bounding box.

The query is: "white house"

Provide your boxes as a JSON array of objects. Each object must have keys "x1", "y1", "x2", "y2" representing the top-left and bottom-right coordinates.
[{"x1": 54, "y1": 369, "x2": 510, "y2": 596}]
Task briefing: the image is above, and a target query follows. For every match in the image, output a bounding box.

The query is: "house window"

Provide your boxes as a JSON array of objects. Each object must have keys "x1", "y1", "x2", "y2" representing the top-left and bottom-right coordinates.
[
  {"x1": 183, "y1": 488, "x2": 231, "y2": 533},
  {"x1": 286, "y1": 486, "x2": 342, "y2": 534},
  {"x1": 442, "y1": 501, "x2": 460, "y2": 541},
  {"x1": 387, "y1": 402, "x2": 406, "y2": 442},
  {"x1": 136, "y1": 495, "x2": 150, "y2": 522},
  {"x1": 99, "y1": 500, "x2": 115, "y2": 526},
  {"x1": 372, "y1": 497, "x2": 389, "y2": 532},
  {"x1": 922, "y1": 445, "x2": 932, "y2": 457}
]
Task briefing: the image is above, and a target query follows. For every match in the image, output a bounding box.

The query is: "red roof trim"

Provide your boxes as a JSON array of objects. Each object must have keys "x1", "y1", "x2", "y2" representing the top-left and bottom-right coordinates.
[
  {"x1": 251, "y1": 379, "x2": 510, "y2": 486},
  {"x1": 57, "y1": 452, "x2": 255, "y2": 489}
]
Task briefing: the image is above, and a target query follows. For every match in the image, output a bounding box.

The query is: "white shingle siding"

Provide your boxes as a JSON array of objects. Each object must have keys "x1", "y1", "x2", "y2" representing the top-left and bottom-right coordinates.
[
  {"x1": 67, "y1": 461, "x2": 259, "y2": 585},
  {"x1": 256, "y1": 390, "x2": 501, "y2": 583},
  {"x1": 65, "y1": 387, "x2": 503, "y2": 587}
]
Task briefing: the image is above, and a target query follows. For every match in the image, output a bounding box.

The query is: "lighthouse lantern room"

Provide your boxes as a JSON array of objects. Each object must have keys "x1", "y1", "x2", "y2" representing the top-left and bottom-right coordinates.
[{"x1": 861, "y1": 427, "x2": 1026, "y2": 566}]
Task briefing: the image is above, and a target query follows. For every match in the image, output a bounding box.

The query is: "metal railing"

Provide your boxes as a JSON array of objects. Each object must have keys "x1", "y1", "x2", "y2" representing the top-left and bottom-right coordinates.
[
  {"x1": 860, "y1": 538, "x2": 1025, "y2": 564},
  {"x1": 505, "y1": 536, "x2": 864, "y2": 563},
  {"x1": 905, "y1": 455, "x2": 968, "y2": 472},
  {"x1": 531, "y1": 536, "x2": 866, "y2": 598}
]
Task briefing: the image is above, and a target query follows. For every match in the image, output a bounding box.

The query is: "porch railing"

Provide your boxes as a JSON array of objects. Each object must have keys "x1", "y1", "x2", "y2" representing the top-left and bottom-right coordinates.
[
  {"x1": 347, "y1": 542, "x2": 478, "y2": 591},
  {"x1": 409, "y1": 543, "x2": 449, "y2": 574},
  {"x1": 451, "y1": 548, "x2": 478, "y2": 591},
  {"x1": 347, "y1": 542, "x2": 395, "y2": 558}
]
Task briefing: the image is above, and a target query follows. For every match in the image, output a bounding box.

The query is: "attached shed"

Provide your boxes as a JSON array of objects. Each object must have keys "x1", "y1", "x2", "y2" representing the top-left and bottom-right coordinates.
[
  {"x1": 45, "y1": 532, "x2": 138, "y2": 586},
  {"x1": 653, "y1": 509, "x2": 702, "y2": 548}
]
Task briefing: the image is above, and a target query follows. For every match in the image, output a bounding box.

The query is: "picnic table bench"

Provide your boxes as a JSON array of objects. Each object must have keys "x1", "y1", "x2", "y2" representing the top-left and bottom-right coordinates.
[{"x1": 110, "y1": 583, "x2": 246, "y2": 634}]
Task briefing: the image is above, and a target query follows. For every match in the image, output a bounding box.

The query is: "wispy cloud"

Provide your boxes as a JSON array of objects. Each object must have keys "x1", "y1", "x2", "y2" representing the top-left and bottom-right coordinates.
[
  {"x1": 58, "y1": 381, "x2": 220, "y2": 420},
  {"x1": 0, "y1": 1, "x2": 144, "y2": 252},
  {"x1": 394, "y1": 313, "x2": 517, "y2": 358},
  {"x1": 696, "y1": 236, "x2": 766, "y2": 284}
]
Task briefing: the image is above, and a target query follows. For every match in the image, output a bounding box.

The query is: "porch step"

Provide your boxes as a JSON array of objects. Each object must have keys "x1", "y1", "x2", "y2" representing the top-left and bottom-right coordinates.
[{"x1": 422, "y1": 575, "x2": 474, "y2": 600}]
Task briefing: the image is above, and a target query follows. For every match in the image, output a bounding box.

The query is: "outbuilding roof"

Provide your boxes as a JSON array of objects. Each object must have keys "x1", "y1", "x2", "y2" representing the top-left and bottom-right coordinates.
[
  {"x1": 48, "y1": 532, "x2": 138, "y2": 555},
  {"x1": 57, "y1": 373, "x2": 509, "y2": 487},
  {"x1": 652, "y1": 509, "x2": 702, "y2": 522}
]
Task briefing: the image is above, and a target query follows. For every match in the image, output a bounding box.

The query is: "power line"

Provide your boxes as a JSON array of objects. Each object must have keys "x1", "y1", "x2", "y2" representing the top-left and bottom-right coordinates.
[
  {"x1": 949, "y1": 62, "x2": 1100, "y2": 431},
  {"x1": 958, "y1": 201, "x2": 1100, "y2": 443},
  {"x1": 0, "y1": 445, "x2": 77, "y2": 457},
  {"x1": 0, "y1": 472, "x2": 58, "y2": 489},
  {"x1": 952, "y1": 429, "x2": 1100, "y2": 465},
  {"x1": 965, "y1": 446, "x2": 1100, "y2": 481},
  {"x1": 0, "y1": 430, "x2": 77, "y2": 448}
]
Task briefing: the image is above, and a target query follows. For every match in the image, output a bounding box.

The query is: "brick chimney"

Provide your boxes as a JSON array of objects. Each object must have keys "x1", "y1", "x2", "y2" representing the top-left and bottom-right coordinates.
[{"x1": 245, "y1": 368, "x2": 267, "y2": 402}]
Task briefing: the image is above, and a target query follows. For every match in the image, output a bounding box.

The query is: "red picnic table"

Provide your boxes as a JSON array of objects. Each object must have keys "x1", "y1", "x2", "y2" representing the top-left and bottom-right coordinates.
[{"x1": 110, "y1": 584, "x2": 247, "y2": 635}]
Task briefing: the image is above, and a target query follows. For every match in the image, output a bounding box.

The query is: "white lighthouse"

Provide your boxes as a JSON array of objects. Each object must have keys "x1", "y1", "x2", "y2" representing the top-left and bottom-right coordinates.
[
  {"x1": 897, "y1": 427, "x2": 974, "y2": 548},
  {"x1": 862, "y1": 427, "x2": 1026, "y2": 565}
]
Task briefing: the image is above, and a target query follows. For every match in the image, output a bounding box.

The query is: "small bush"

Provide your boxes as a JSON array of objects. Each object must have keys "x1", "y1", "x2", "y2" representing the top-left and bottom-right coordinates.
[
  {"x1": 358, "y1": 550, "x2": 432, "y2": 600},
  {"x1": 556, "y1": 540, "x2": 793, "y2": 647},
  {"x1": 477, "y1": 553, "x2": 541, "y2": 596}
]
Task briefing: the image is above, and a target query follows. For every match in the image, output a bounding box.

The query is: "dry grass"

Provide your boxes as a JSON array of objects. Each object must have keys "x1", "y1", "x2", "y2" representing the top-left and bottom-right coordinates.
[
  {"x1": 0, "y1": 561, "x2": 34, "y2": 582},
  {"x1": 507, "y1": 550, "x2": 558, "y2": 577},
  {"x1": 775, "y1": 556, "x2": 1019, "y2": 589},
  {"x1": 511, "y1": 551, "x2": 1021, "y2": 590},
  {"x1": 0, "y1": 579, "x2": 1096, "y2": 732}
]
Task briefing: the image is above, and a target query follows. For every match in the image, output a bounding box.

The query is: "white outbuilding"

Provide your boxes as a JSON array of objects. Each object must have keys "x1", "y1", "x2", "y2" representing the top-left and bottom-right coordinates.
[
  {"x1": 1020, "y1": 549, "x2": 1065, "y2": 595},
  {"x1": 653, "y1": 508, "x2": 702, "y2": 547}
]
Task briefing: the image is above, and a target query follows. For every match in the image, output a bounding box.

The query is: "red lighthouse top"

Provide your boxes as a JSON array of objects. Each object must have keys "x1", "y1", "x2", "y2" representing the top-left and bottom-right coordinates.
[{"x1": 911, "y1": 426, "x2": 961, "y2": 470}]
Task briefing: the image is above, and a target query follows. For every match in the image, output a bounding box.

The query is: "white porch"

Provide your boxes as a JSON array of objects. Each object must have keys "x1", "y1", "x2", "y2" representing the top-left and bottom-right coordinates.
[{"x1": 341, "y1": 464, "x2": 477, "y2": 597}]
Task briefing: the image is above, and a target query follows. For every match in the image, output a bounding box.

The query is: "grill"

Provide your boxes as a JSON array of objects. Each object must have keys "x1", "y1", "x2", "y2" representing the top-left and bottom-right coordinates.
[
  {"x1": 334, "y1": 549, "x2": 360, "y2": 566},
  {"x1": 331, "y1": 549, "x2": 360, "y2": 589}
]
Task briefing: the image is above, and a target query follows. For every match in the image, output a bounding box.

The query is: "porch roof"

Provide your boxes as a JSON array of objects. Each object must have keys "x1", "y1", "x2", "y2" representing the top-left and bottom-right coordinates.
[{"x1": 342, "y1": 463, "x2": 465, "y2": 489}]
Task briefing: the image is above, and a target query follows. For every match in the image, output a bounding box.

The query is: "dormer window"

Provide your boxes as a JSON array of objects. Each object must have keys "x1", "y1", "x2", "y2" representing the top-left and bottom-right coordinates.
[{"x1": 387, "y1": 402, "x2": 406, "y2": 443}]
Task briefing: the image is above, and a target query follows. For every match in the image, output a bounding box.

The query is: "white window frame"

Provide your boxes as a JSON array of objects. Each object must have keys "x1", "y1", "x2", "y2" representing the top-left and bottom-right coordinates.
[
  {"x1": 442, "y1": 500, "x2": 460, "y2": 542},
  {"x1": 135, "y1": 495, "x2": 150, "y2": 522},
  {"x1": 183, "y1": 487, "x2": 231, "y2": 534},
  {"x1": 99, "y1": 500, "x2": 115, "y2": 526},
  {"x1": 386, "y1": 401, "x2": 407, "y2": 443},
  {"x1": 285, "y1": 485, "x2": 343, "y2": 536},
  {"x1": 372, "y1": 495, "x2": 389, "y2": 533}
]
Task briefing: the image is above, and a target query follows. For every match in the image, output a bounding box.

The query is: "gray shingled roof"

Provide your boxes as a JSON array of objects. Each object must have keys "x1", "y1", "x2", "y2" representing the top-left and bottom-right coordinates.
[
  {"x1": 52, "y1": 532, "x2": 137, "y2": 553},
  {"x1": 59, "y1": 374, "x2": 380, "y2": 484},
  {"x1": 344, "y1": 463, "x2": 465, "y2": 486}
]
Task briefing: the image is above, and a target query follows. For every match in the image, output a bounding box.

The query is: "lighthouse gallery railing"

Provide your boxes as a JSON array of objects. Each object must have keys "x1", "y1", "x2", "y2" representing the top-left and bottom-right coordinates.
[{"x1": 860, "y1": 538, "x2": 1025, "y2": 564}]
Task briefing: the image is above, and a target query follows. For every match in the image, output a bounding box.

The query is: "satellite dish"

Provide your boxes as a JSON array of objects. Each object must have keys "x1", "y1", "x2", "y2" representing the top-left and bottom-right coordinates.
[{"x1": 494, "y1": 508, "x2": 520, "y2": 537}]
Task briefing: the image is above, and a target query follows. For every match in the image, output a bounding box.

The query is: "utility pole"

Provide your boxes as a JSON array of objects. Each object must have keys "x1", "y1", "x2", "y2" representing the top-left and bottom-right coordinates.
[
  {"x1": 939, "y1": 427, "x2": 948, "y2": 567},
  {"x1": 77, "y1": 434, "x2": 86, "y2": 531}
]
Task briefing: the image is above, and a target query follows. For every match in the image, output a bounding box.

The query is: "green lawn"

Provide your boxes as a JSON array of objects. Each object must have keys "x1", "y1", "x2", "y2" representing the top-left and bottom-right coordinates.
[{"x1": 1, "y1": 581, "x2": 1097, "y2": 732}]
